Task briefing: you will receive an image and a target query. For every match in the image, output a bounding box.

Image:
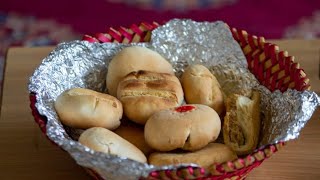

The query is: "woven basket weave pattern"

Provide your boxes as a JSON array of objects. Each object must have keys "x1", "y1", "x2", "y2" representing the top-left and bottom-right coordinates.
[{"x1": 29, "y1": 21, "x2": 310, "y2": 180}]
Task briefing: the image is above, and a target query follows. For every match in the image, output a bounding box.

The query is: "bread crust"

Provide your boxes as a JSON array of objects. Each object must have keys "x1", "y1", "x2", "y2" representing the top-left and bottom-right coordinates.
[
  {"x1": 106, "y1": 46, "x2": 174, "y2": 96},
  {"x1": 181, "y1": 64, "x2": 224, "y2": 115},
  {"x1": 117, "y1": 70, "x2": 184, "y2": 124},
  {"x1": 144, "y1": 104, "x2": 221, "y2": 151},
  {"x1": 79, "y1": 127, "x2": 147, "y2": 163},
  {"x1": 148, "y1": 143, "x2": 237, "y2": 168},
  {"x1": 54, "y1": 88, "x2": 122, "y2": 130},
  {"x1": 114, "y1": 124, "x2": 154, "y2": 156}
]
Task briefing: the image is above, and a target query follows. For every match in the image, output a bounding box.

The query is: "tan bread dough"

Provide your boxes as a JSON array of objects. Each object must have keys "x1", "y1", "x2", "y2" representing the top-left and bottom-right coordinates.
[{"x1": 223, "y1": 91, "x2": 261, "y2": 155}]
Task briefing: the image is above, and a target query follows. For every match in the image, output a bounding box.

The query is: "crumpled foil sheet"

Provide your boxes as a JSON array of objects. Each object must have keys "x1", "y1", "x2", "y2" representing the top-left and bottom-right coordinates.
[
  {"x1": 28, "y1": 19, "x2": 319, "y2": 179},
  {"x1": 256, "y1": 87, "x2": 320, "y2": 146},
  {"x1": 151, "y1": 19, "x2": 247, "y2": 76}
]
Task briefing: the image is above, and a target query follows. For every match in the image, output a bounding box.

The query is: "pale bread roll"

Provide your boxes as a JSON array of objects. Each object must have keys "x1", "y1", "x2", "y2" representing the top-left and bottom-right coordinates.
[
  {"x1": 148, "y1": 143, "x2": 237, "y2": 168},
  {"x1": 181, "y1": 64, "x2": 224, "y2": 115},
  {"x1": 54, "y1": 88, "x2": 122, "y2": 130},
  {"x1": 223, "y1": 90, "x2": 261, "y2": 155},
  {"x1": 106, "y1": 46, "x2": 174, "y2": 96},
  {"x1": 117, "y1": 70, "x2": 184, "y2": 124},
  {"x1": 145, "y1": 104, "x2": 221, "y2": 151},
  {"x1": 79, "y1": 127, "x2": 147, "y2": 163},
  {"x1": 114, "y1": 124, "x2": 154, "y2": 156}
]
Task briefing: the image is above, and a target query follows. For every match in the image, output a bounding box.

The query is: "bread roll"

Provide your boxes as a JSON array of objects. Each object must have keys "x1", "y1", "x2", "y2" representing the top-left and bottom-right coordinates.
[
  {"x1": 106, "y1": 46, "x2": 174, "y2": 96},
  {"x1": 54, "y1": 88, "x2": 122, "y2": 130},
  {"x1": 117, "y1": 70, "x2": 184, "y2": 124},
  {"x1": 181, "y1": 64, "x2": 224, "y2": 115},
  {"x1": 223, "y1": 90, "x2": 261, "y2": 155},
  {"x1": 145, "y1": 104, "x2": 221, "y2": 151},
  {"x1": 148, "y1": 143, "x2": 237, "y2": 168},
  {"x1": 114, "y1": 124, "x2": 154, "y2": 155},
  {"x1": 79, "y1": 127, "x2": 147, "y2": 163}
]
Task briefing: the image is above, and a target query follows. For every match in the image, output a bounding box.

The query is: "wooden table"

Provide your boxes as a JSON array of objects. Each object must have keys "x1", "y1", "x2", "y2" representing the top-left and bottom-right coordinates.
[{"x1": 0, "y1": 40, "x2": 319, "y2": 180}]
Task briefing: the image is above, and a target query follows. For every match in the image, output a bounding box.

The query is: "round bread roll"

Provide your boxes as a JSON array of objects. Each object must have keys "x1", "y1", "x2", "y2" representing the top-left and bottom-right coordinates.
[
  {"x1": 114, "y1": 124, "x2": 154, "y2": 155},
  {"x1": 145, "y1": 104, "x2": 221, "y2": 151},
  {"x1": 106, "y1": 46, "x2": 174, "y2": 96},
  {"x1": 54, "y1": 88, "x2": 122, "y2": 130},
  {"x1": 117, "y1": 70, "x2": 184, "y2": 124},
  {"x1": 181, "y1": 64, "x2": 224, "y2": 115},
  {"x1": 148, "y1": 143, "x2": 237, "y2": 168},
  {"x1": 79, "y1": 127, "x2": 147, "y2": 163}
]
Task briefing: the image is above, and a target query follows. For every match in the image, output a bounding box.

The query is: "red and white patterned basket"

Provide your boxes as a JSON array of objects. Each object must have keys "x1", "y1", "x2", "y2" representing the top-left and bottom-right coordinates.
[{"x1": 29, "y1": 21, "x2": 311, "y2": 180}]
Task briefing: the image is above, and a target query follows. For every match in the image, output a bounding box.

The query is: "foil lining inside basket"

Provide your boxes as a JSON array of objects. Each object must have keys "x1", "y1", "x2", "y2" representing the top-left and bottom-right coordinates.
[{"x1": 28, "y1": 19, "x2": 320, "y2": 180}]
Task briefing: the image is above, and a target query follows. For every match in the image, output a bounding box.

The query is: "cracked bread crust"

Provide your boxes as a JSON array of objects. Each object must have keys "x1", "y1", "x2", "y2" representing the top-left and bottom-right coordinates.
[
  {"x1": 54, "y1": 88, "x2": 122, "y2": 130},
  {"x1": 117, "y1": 70, "x2": 184, "y2": 124},
  {"x1": 223, "y1": 90, "x2": 261, "y2": 156},
  {"x1": 181, "y1": 64, "x2": 224, "y2": 115},
  {"x1": 79, "y1": 127, "x2": 147, "y2": 163},
  {"x1": 144, "y1": 104, "x2": 221, "y2": 152},
  {"x1": 106, "y1": 46, "x2": 174, "y2": 96}
]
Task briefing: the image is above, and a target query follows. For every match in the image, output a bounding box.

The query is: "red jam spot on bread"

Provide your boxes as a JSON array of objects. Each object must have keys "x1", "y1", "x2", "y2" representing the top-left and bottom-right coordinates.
[{"x1": 175, "y1": 105, "x2": 195, "y2": 113}]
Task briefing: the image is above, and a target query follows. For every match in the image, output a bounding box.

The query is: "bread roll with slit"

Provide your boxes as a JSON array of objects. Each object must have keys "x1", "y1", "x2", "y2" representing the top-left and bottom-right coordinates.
[
  {"x1": 54, "y1": 88, "x2": 122, "y2": 130},
  {"x1": 181, "y1": 64, "x2": 224, "y2": 115},
  {"x1": 148, "y1": 143, "x2": 237, "y2": 168},
  {"x1": 117, "y1": 70, "x2": 184, "y2": 124},
  {"x1": 106, "y1": 46, "x2": 174, "y2": 96},
  {"x1": 79, "y1": 127, "x2": 147, "y2": 163},
  {"x1": 223, "y1": 90, "x2": 261, "y2": 155},
  {"x1": 145, "y1": 104, "x2": 221, "y2": 151}
]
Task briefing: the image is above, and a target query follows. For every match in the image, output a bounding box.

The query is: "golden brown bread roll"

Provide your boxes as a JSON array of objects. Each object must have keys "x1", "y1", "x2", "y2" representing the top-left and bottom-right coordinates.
[
  {"x1": 223, "y1": 90, "x2": 261, "y2": 156},
  {"x1": 54, "y1": 88, "x2": 122, "y2": 130},
  {"x1": 181, "y1": 64, "x2": 224, "y2": 115},
  {"x1": 148, "y1": 143, "x2": 237, "y2": 168},
  {"x1": 114, "y1": 124, "x2": 154, "y2": 156},
  {"x1": 145, "y1": 104, "x2": 221, "y2": 151},
  {"x1": 117, "y1": 70, "x2": 184, "y2": 124},
  {"x1": 79, "y1": 127, "x2": 147, "y2": 163},
  {"x1": 106, "y1": 46, "x2": 174, "y2": 96}
]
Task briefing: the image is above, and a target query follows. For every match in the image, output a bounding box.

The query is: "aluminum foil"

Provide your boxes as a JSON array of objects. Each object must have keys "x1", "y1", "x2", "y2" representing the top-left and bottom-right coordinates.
[
  {"x1": 28, "y1": 19, "x2": 319, "y2": 179},
  {"x1": 151, "y1": 19, "x2": 247, "y2": 77},
  {"x1": 210, "y1": 64, "x2": 320, "y2": 146}
]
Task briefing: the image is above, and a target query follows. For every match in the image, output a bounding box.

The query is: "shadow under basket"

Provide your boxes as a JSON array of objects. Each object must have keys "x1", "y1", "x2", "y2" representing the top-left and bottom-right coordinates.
[{"x1": 29, "y1": 21, "x2": 311, "y2": 180}]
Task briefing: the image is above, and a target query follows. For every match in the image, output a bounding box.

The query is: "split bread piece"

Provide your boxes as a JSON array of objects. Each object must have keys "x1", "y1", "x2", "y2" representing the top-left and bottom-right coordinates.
[{"x1": 223, "y1": 90, "x2": 261, "y2": 156}]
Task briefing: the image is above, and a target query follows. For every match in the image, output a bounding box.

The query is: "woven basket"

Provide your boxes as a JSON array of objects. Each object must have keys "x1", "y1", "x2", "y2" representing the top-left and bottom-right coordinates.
[{"x1": 29, "y1": 21, "x2": 311, "y2": 180}]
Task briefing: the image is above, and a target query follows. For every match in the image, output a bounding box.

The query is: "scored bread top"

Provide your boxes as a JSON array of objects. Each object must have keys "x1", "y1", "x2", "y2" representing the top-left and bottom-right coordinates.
[
  {"x1": 117, "y1": 70, "x2": 183, "y2": 104},
  {"x1": 106, "y1": 46, "x2": 174, "y2": 96},
  {"x1": 117, "y1": 70, "x2": 184, "y2": 124}
]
